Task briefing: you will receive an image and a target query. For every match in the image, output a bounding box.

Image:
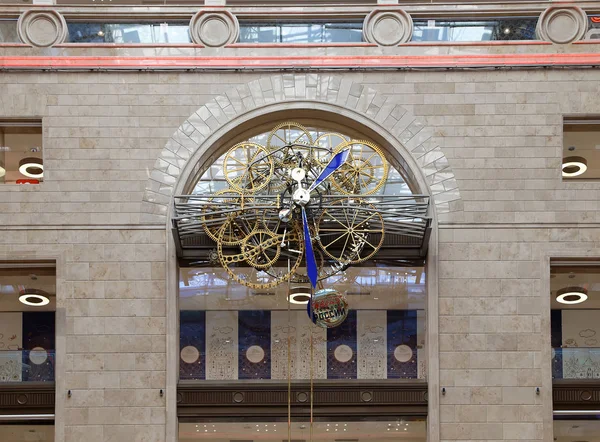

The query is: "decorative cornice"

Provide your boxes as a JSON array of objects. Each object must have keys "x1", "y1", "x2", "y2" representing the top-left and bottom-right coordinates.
[
  {"x1": 0, "y1": 2, "x2": 599, "y2": 20},
  {"x1": 177, "y1": 381, "x2": 427, "y2": 417},
  {"x1": 553, "y1": 380, "x2": 600, "y2": 410},
  {"x1": 0, "y1": 383, "x2": 55, "y2": 415},
  {"x1": 3, "y1": 53, "x2": 600, "y2": 71}
]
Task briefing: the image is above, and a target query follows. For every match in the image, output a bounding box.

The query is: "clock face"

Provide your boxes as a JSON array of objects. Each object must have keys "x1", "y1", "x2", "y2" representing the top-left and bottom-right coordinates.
[{"x1": 174, "y1": 122, "x2": 429, "y2": 290}]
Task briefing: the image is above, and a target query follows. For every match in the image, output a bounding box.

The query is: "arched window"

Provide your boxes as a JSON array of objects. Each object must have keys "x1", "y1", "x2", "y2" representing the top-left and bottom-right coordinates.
[{"x1": 175, "y1": 121, "x2": 430, "y2": 440}]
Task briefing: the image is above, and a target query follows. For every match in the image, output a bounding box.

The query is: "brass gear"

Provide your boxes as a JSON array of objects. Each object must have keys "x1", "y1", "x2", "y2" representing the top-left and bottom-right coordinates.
[
  {"x1": 223, "y1": 142, "x2": 274, "y2": 194},
  {"x1": 217, "y1": 224, "x2": 304, "y2": 290},
  {"x1": 267, "y1": 122, "x2": 315, "y2": 191},
  {"x1": 316, "y1": 199, "x2": 384, "y2": 264},
  {"x1": 314, "y1": 132, "x2": 349, "y2": 165},
  {"x1": 331, "y1": 140, "x2": 389, "y2": 195},
  {"x1": 201, "y1": 189, "x2": 256, "y2": 246},
  {"x1": 266, "y1": 121, "x2": 314, "y2": 149},
  {"x1": 241, "y1": 230, "x2": 281, "y2": 269}
]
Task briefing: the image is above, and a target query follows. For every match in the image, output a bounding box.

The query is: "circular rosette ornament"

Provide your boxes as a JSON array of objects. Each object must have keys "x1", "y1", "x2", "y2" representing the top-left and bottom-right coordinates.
[{"x1": 307, "y1": 289, "x2": 349, "y2": 328}]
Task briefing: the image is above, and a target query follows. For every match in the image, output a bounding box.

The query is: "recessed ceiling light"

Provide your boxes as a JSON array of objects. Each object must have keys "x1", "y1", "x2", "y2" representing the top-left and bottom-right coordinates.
[
  {"x1": 18, "y1": 157, "x2": 43, "y2": 179},
  {"x1": 562, "y1": 156, "x2": 587, "y2": 177},
  {"x1": 287, "y1": 287, "x2": 311, "y2": 304},
  {"x1": 19, "y1": 289, "x2": 50, "y2": 307},
  {"x1": 556, "y1": 286, "x2": 588, "y2": 304}
]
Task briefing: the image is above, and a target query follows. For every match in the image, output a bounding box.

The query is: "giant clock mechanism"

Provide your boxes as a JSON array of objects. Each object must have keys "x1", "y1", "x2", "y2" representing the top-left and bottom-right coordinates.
[{"x1": 173, "y1": 122, "x2": 431, "y2": 326}]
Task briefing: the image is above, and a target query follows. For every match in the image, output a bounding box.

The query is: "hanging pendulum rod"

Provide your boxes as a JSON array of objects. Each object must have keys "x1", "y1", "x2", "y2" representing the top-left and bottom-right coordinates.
[
  {"x1": 287, "y1": 258, "x2": 292, "y2": 442},
  {"x1": 310, "y1": 284, "x2": 314, "y2": 442}
]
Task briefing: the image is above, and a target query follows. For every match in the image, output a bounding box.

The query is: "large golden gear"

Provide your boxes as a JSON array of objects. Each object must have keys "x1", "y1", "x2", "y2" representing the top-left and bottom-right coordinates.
[
  {"x1": 223, "y1": 142, "x2": 274, "y2": 194},
  {"x1": 331, "y1": 140, "x2": 389, "y2": 195},
  {"x1": 217, "y1": 223, "x2": 304, "y2": 290},
  {"x1": 267, "y1": 122, "x2": 315, "y2": 191},
  {"x1": 314, "y1": 132, "x2": 349, "y2": 165},
  {"x1": 201, "y1": 189, "x2": 256, "y2": 246},
  {"x1": 241, "y1": 229, "x2": 281, "y2": 269},
  {"x1": 266, "y1": 121, "x2": 313, "y2": 149},
  {"x1": 316, "y1": 199, "x2": 384, "y2": 264}
]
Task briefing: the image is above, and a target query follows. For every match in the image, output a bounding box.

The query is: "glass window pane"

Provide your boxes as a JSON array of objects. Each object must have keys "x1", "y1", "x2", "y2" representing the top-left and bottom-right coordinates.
[
  {"x1": 551, "y1": 263, "x2": 600, "y2": 379},
  {"x1": 66, "y1": 22, "x2": 191, "y2": 43},
  {"x1": 562, "y1": 117, "x2": 600, "y2": 181},
  {"x1": 0, "y1": 122, "x2": 43, "y2": 185},
  {"x1": 412, "y1": 18, "x2": 538, "y2": 41},
  {"x1": 0, "y1": 263, "x2": 56, "y2": 383},
  {"x1": 238, "y1": 22, "x2": 363, "y2": 43},
  {"x1": 0, "y1": 19, "x2": 19, "y2": 43},
  {"x1": 179, "y1": 264, "x2": 426, "y2": 381},
  {"x1": 179, "y1": 418, "x2": 427, "y2": 441}
]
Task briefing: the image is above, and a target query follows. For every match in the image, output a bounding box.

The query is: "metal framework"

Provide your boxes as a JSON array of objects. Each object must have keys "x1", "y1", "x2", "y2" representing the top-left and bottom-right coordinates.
[{"x1": 171, "y1": 122, "x2": 432, "y2": 289}]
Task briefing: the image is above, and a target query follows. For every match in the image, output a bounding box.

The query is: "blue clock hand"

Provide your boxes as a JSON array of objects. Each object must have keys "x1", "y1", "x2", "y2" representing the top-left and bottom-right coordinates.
[
  {"x1": 302, "y1": 206, "x2": 318, "y2": 289},
  {"x1": 308, "y1": 148, "x2": 350, "y2": 192}
]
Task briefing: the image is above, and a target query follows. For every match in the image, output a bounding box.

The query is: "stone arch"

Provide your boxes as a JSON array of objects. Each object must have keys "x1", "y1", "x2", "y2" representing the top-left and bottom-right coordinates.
[{"x1": 140, "y1": 74, "x2": 461, "y2": 224}]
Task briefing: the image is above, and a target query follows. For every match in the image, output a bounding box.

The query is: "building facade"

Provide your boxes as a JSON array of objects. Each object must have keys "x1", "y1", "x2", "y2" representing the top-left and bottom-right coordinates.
[{"x1": 1, "y1": 1, "x2": 600, "y2": 442}]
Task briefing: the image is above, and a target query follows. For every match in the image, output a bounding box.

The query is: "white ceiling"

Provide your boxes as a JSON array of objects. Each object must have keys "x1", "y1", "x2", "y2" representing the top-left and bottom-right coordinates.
[
  {"x1": 179, "y1": 420, "x2": 426, "y2": 442},
  {"x1": 179, "y1": 265, "x2": 426, "y2": 311},
  {"x1": 563, "y1": 127, "x2": 600, "y2": 180},
  {"x1": 0, "y1": 425, "x2": 54, "y2": 442},
  {"x1": 0, "y1": 266, "x2": 56, "y2": 312},
  {"x1": 554, "y1": 420, "x2": 600, "y2": 442},
  {"x1": 0, "y1": 127, "x2": 43, "y2": 184},
  {"x1": 551, "y1": 266, "x2": 600, "y2": 310}
]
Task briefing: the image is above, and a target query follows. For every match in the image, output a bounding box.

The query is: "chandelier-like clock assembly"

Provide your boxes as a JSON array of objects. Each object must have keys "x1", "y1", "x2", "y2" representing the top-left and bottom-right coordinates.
[{"x1": 173, "y1": 122, "x2": 431, "y2": 291}]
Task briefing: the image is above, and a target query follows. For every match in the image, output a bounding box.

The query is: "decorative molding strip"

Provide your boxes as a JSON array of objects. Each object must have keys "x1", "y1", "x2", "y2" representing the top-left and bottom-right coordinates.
[
  {"x1": 177, "y1": 381, "x2": 427, "y2": 417},
  {"x1": 0, "y1": 383, "x2": 55, "y2": 415},
  {"x1": 363, "y1": 7, "x2": 413, "y2": 46},
  {"x1": 536, "y1": 5, "x2": 589, "y2": 44},
  {"x1": 553, "y1": 380, "x2": 600, "y2": 410},
  {"x1": 17, "y1": 10, "x2": 67, "y2": 48},
  {"x1": 189, "y1": 9, "x2": 239, "y2": 47},
  {"x1": 1, "y1": 2, "x2": 600, "y2": 20},
  {"x1": 2, "y1": 53, "x2": 600, "y2": 70}
]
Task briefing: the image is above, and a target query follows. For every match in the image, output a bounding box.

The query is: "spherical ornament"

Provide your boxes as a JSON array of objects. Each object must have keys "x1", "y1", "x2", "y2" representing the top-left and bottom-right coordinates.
[{"x1": 307, "y1": 289, "x2": 349, "y2": 328}]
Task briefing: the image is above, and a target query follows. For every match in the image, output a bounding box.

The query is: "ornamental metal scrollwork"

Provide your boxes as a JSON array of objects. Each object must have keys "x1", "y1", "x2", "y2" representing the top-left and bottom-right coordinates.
[{"x1": 173, "y1": 122, "x2": 431, "y2": 289}]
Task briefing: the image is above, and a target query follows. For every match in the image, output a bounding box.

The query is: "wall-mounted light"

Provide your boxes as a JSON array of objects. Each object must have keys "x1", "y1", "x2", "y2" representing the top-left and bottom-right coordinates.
[
  {"x1": 562, "y1": 156, "x2": 587, "y2": 177},
  {"x1": 18, "y1": 157, "x2": 43, "y2": 179},
  {"x1": 287, "y1": 286, "x2": 311, "y2": 305},
  {"x1": 556, "y1": 286, "x2": 588, "y2": 305},
  {"x1": 0, "y1": 160, "x2": 5, "y2": 178},
  {"x1": 19, "y1": 288, "x2": 50, "y2": 307}
]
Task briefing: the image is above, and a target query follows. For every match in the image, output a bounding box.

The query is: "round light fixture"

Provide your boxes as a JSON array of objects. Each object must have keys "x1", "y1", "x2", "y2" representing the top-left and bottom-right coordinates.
[
  {"x1": 19, "y1": 289, "x2": 50, "y2": 307},
  {"x1": 287, "y1": 286, "x2": 311, "y2": 305},
  {"x1": 562, "y1": 156, "x2": 587, "y2": 177},
  {"x1": 18, "y1": 157, "x2": 43, "y2": 179},
  {"x1": 556, "y1": 286, "x2": 588, "y2": 305},
  {"x1": 0, "y1": 160, "x2": 5, "y2": 178}
]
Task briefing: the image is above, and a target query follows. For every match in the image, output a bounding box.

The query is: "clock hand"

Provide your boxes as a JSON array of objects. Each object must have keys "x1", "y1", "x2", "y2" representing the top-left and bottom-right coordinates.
[
  {"x1": 302, "y1": 206, "x2": 318, "y2": 289},
  {"x1": 308, "y1": 148, "x2": 350, "y2": 192}
]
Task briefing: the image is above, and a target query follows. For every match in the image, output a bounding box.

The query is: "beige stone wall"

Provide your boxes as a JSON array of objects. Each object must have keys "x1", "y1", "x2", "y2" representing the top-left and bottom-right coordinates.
[
  {"x1": 0, "y1": 228, "x2": 166, "y2": 442},
  {"x1": 1, "y1": 69, "x2": 599, "y2": 442},
  {"x1": 439, "y1": 227, "x2": 600, "y2": 441},
  {"x1": 1, "y1": 70, "x2": 598, "y2": 225}
]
